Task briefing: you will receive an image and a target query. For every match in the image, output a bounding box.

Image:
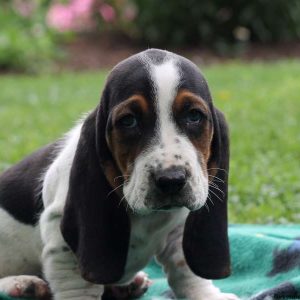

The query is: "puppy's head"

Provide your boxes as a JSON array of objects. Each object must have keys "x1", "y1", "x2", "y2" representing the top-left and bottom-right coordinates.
[
  {"x1": 61, "y1": 49, "x2": 230, "y2": 285},
  {"x1": 103, "y1": 50, "x2": 216, "y2": 213}
]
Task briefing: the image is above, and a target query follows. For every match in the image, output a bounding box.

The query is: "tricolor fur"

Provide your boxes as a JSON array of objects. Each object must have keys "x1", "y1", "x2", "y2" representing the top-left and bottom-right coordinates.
[{"x1": 0, "y1": 49, "x2": 238, "y2": 300}]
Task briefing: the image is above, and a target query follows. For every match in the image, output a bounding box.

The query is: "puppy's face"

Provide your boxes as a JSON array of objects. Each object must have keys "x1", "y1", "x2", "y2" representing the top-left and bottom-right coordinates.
[{"x1": 105, "y1": 51, "x2": 214, "y2": 214}]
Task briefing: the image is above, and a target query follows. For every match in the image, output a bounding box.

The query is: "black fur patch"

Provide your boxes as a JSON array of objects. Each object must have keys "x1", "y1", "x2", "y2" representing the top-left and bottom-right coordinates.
[
  {"x1": 0, "y1": 143, "x2": 58, "y2": 225},
  {"x1": 251, "y1": 282, "x2": 298, "y2": 300},
  {"x1": 268, "y1": 239, "x2": 300, "y2": 276}
]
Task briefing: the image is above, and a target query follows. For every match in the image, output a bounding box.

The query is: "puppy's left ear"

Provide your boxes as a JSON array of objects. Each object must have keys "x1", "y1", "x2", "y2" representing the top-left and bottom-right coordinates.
[
  {"x1": 60, "y1": 107, "x2": 130, "y2": 284},
  {"x1": 183, "y1": 107, "x2": 231, "y2": 279}
]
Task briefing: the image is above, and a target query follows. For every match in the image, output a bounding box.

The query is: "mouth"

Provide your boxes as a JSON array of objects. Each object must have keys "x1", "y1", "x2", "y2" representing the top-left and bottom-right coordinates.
[
  {"x1": 144, "y1": 184, "x2": 199, "y2": 212},
  {"x1": 154, "y1": 204, "x2": 184, "y2": 211}
]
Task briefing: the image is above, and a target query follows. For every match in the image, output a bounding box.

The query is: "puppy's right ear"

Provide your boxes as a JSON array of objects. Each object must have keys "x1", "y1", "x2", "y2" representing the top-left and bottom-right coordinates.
[
  {"x1": 60, "y1": 109, "x2": 130, "y2": 284},
  {"x1": 183, "y1": 108, "x2": 231, "y2": 279}
]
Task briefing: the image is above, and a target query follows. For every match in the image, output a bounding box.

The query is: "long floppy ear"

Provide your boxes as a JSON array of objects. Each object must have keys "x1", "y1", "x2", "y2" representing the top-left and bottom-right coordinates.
[
  {"x1": 60, "y1": 109, "x2": 130, "y2": 284},
  {"x1": 182, "y1": 107, "x2": 231, "y2": 279}
]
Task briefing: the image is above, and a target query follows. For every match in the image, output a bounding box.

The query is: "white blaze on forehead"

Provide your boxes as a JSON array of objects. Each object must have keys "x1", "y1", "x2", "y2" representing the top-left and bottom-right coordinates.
[{"x1": 151, "y1": 59, "x2": 180, "y2": 143}]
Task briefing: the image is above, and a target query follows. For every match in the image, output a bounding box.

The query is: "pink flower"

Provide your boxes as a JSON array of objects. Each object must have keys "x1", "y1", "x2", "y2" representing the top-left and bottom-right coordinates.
[
  {"x1": 99, "y1": 3, "x2": 116, "y2": 23},
  {"x1": 47, "y1": 4, "x2": 74, "y2": 32},
  {"x1": 70, "y1": 0, "x2": 94, "y2": 17},
  {"x1": 47, "y1": 0, "x2": 95, "y2": 32}
]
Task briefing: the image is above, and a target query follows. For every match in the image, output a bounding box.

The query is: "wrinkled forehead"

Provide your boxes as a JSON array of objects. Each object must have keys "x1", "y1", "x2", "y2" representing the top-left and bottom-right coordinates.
[{"x1": 104, "y1": 49, "x2": 212, "y2": 110}]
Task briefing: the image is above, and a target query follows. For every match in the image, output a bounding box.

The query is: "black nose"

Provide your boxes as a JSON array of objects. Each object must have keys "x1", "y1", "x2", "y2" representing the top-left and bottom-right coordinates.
[{"x1": 154, "y1": 167, "x2": 187, "y2": 194}]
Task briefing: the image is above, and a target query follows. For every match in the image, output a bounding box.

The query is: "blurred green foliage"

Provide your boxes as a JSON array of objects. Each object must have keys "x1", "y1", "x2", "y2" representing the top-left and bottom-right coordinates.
[
  {"x1": 0, "y1": 1, "x2": 59, "y2": 72},
  {"x1": 132, "y1": 0, "x2": 300, "y2": 52},
  {"x1": 1, "y1": 0, "x2": 300, "y2": 72}
]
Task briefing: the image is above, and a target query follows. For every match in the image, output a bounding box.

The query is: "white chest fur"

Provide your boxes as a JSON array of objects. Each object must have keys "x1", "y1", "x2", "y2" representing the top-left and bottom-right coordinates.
[{"x1": 118, "y1": 208, "x2": 188, "y2": 284}]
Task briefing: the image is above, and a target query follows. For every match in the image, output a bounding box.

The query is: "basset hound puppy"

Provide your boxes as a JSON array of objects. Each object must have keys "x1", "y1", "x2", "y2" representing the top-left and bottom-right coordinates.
[{"x1": 0, "y1": 49, "x2": 238, "y2": 300}]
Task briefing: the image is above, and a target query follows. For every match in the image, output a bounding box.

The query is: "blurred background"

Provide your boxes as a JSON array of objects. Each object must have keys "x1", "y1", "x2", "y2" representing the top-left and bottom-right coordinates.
[
  {"x1": 1, "y1": 0, "x2": 300, "y2": 72},
  {"x1": 0, "y1": 0, "x2": 300, "y2": 223}
]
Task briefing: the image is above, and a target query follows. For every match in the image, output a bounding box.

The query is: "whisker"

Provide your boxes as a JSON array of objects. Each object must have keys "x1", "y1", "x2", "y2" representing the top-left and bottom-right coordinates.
[
  {"x1": 118, "y1": 194, "x2": 127, "y2": 208},
  {"x1": 119, "y1": 192, "x2": 131, "y2": 212},
  {"x1": 118, "y1": 195, "x2": 125, "y2": 205},
  {"x1": 209, "y1": 181, "x2": 218, "y2": 187},
  {"x1": 208, "y1": 175, "x2": 225, "y2": 183},
  {"x1": 204, "y1": 202, "x2": 210, "y2": 212},
  {"x1": 207, "y1": 167, "x2": 227, "y2": 174},
  {"x1": 209, "y1": 183, "x2": 225, "y2": 196},
  {"x1": 107, "y1": 183, "x2": 125, "y2": 198},
  {"x1": 209, "y1": 189, "x2": 223, "y2": 202},
  {"x1": 207, "y1": 194, "x2": 215, "y2": 206},
  {"x1": 113, "y1": 175, "x2": 130, "y2": 182}
]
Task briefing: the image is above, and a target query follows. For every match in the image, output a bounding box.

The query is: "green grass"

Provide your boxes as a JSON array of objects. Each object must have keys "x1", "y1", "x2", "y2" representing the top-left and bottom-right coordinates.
[{"x1": 0, "y1": 61, "x2": 300, "y2": 223}]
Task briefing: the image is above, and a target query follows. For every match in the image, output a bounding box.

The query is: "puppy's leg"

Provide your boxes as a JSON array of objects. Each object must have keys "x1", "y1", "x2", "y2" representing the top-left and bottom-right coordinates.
[
  {"x1": 0, "y1": 208, "x2": 50, "y2": 299},
  {"x1": 156, "y1": 225, "x2": 239, "y2": 300},
  {"x1": 0, "y1": 276, "x2": 50, "y2": 299},
  {"x1": 103, "y1": 271, "x2": 151, "y2": 299},
  {"x1": 40, "y1": 204, "x2": 104, "y2": 300}
]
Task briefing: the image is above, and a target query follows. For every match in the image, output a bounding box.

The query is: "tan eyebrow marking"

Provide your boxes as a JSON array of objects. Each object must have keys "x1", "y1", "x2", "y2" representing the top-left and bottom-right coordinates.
[
  {"x1": 173, "y1": 90, "x2": 210, "y2": 114},
  {"x1": 111, "y1": 95, "x2": 149, "y2": 124}
]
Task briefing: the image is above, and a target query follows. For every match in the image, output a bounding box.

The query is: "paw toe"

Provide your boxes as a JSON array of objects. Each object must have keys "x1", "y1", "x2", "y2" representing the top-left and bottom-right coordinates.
[
  {"x1": 2, "y1": 276, "x2": 50, "y2": 299},
  {"x1": 131, "y1": 271, "x2": 152, "y2": 294},
  {"x1": 103, "y1": 272, "x2": 151, "y2": 299}
]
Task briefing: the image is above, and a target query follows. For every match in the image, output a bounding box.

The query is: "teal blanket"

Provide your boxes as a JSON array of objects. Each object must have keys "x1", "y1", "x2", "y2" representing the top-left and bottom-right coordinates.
[{"x1": 1, "y1": 225, "x2": 300, "y2": 300}]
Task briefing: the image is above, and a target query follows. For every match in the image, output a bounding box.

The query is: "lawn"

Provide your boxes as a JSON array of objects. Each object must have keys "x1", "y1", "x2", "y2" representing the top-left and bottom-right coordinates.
[{"x1": 0, "y1": 60, "x2": 299, "y2": 223}]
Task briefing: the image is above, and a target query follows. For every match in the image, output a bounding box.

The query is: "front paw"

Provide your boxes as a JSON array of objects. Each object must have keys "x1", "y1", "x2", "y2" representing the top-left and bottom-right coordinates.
[
  {"x1": 0, "y1": 276, "x2": 51, "y2": 299},
  {"x1": 103, "y1": 271, "x2": 151, "y2": 299}
]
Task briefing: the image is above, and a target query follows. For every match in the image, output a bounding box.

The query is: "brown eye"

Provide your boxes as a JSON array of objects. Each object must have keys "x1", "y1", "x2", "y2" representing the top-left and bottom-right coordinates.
[
  {"x1": 185, "y1": 109, "x2": 203, "y2": 124},
  {"x1": 119, "y1": 115, "x2": 138, "y2": 128}
]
